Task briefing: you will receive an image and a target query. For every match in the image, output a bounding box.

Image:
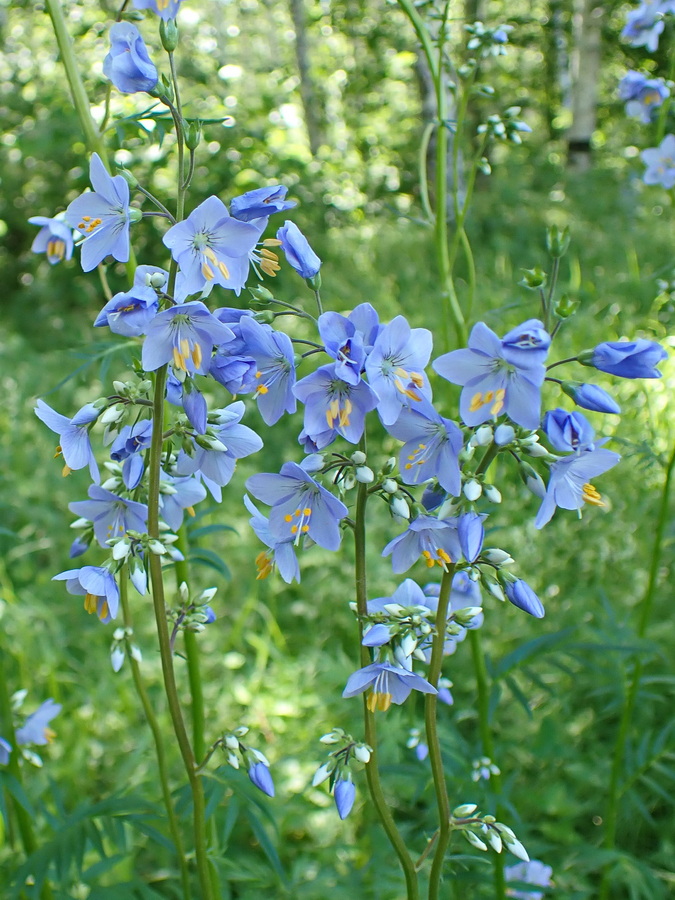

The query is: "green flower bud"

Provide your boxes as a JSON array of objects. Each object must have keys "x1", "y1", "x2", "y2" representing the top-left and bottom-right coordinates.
[
  {"x1": 518, "y1": 267, "x2": 547, "y2": 289},
  {"x1": 184, "y1": 119, "x2": 202, "y2": 150},
  {"x1": 546, "y1": 224, "x2": 570, "y2": 258},
  {"x1": 160, "y1": 18, "x2": 179, "y2": 52}
]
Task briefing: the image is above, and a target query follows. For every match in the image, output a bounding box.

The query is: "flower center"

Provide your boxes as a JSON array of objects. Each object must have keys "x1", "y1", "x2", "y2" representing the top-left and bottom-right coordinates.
[{"x1": 582, "y1": 483, "x2": 605, "y2": 507}]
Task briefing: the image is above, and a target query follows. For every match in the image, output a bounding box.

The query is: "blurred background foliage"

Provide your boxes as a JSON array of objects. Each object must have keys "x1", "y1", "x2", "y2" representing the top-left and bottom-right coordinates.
[{"x1": 0, "y1": 0, "x2": 674, "y2": 897}]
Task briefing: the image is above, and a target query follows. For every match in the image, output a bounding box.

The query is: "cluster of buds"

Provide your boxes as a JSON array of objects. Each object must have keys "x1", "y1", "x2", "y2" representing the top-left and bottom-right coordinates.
[
  {"x1": 465, "y1": 21, "x2": 512, "y2": 58},
  {"x1": 450, "y1": 803, "x2": 529, "y2": 860},
  {"x1": 478, "y1": 107, "x2": 531, "y2": 144},
  {"x1": 218, "y1": 726, "x2": 274, "y2": 797},
  {"x1": 471, "y1": 756, "x2": 501, "y2": 782},
  {"x1": 313, "y1": 728, "x2": 371, "y2": 819},
  {"x1": 166, "y1": 582, "x2": 217, "y2": 649},
  {"x1": 110, "y1": 626, "x2": 142, "y2": 673}
]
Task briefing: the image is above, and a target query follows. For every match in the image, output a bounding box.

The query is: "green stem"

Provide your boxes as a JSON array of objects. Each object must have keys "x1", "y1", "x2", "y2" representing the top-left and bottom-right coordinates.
[
  {"x1": 147, "y1": 365, "x2": 214, "y2": 900},
  {"x1": 599, "y1": 442, "x2": 675, "y2": 900},
  {"x1": 119, "y1": 575, "x2": 191, "y2": 900},
  {"x1": 0, "y1": 654, "x2": 54, "y2": 900},
  {"x1": 353, "y1": 444, "x2": 419, "y2": 900},
  {"x1": 425, "y1": 567, "x2": 454, "y2": 900}
]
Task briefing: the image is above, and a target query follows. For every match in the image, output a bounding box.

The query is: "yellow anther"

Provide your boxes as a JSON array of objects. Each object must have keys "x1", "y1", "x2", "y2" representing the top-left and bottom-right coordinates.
[
  {"x1": 173, "y1": 346, "x2": 186, "y2": 371},
  {"x1": 99, "y1": 601, "x2": 109, "y2": 621},
  {"x1": 217, "y1": 260, "x2": 230, "y2": 278},
  {"x1": 339, "y1": 398, "x2": 352, "y2": 427},
  {"x1": 256, "y1": 370, "x2": 263, "y2": 378},
  {"x1": 437, "y1": 548, "x2": 452, "y2": 564},
  {"x1": 303, "y1": 508, "x2": 312, "y2": 516},
  {"x1": 82, "y1": 216, "x2": 91, "y2": 222},
  {"x1": 44, "y1": 727, "x2": 56, "y2": 744},
  {"x1": 484, "y1": 391, "x2": 494, "y2": 403},
  {"x1": 201, "y1": 260, "x2": 214, "y2": 280},
  {"x1": 295, "y1": 509, "x2": 301, "y2": 516},
  {"x1": 53, "y1": 444, "x2": 63, "y2": 459},
  {"x1": 261, "y1": 258, "x2": 281, "y2": 276},
  {"x1": 469, "y1": 392, "x2": 484, "y2": 412},
  {"x1": 367, "y1": 691, "x2": 392, "y2": 712},
  {"x1": 192, "y1": 342, "x2": 203, "y2": 368},
  {"x1": 301, "y1": 525, "x2": 310, "y2": 532},
  {"x1": 422, "y1": 550, "x2": 432, "y2": 559},
  {"x1": 256, "y1": 551, "x2": 273, "y2": 579},
  {"x1": 284, "y1": 514, "x2": 294, "y2": 522},
  {"x1": 291, "y1": 525, "x2": 298, "y2": 534},
  {"x1": 263, "y1": 238, "x2": 283, "y2": 247},
  {"x1": 186, "y1": 506, "x2": 195, "y2": 517},
  {"x1": 84, "y1": 593, "x2": 97, "y2": 615},
  {"x1": 582, "y1": 483, "x2": 605, "y2": 507},
  {"x1": 405, "y1": 463, "x2": 413, "y2": 470},
  {"x1": 62, "y1": 464, "x2": 72, "y2": 477},
  {"x1": 490, "y1": 397, "x2": 505, "y2": 416},
  {"x1": 256, "y1": 384, "x2": 269, "y2": 395},
  {"x1": 47, "y1": 239, "x2": 65, "y2": 259},
  {"x1": 260, "y1": 248, "x2": 279, "y2": 260},
  {"x1": 326, "y1": 398, "x2": 340, "y2": 428},
  {"x1": 410, "y1": 372, "x2": 424, "y2": 388}
]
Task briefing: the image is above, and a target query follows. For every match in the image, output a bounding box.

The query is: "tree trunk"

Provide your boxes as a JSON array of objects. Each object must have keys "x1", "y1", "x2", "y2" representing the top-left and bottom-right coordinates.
[
  {"x1": 287, "y1": 0, "x2": 324, "y2": 157},
  {"x1": 567, "y1": 0, "x2": 604, "y2": 171}
]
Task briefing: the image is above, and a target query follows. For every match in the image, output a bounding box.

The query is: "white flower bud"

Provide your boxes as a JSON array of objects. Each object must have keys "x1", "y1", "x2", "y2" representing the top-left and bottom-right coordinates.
[
  {"x1": 437, "y1": 496, "x2": 461, "y2": 519},
  {"x1": 486, "y1": 830, "x2": 503, "y2": 853},
  {"x1": 523, "y1": 442, "x2": 550, "y2": 458},
  {"x1": 453, "y1": 803, "x2": 478, "y2": 817},
  {"x1": 250, "y1": 748, "x2": 270, "y2": 766},
  {"x1": 149, "y1": 272, "x2": 167, "y2": 288},
  {"x1": 470, "y1": 425, "x2": 493, "y2": 447},
  {"x1": 130, "y1": 644, "x2": 142, "y2": 663},
  {"x1": 483, "y1": 484, "x2": 501, "y2": 503},
  {"x1": 101, "y1": 476, "x2": 122, "y2": 491},
  {"x1": 312, "y1": 763, "x2": 332, "y2": 786},
  {"x1": 464, "y1": 830, "x2": 488, "y2": 852},
  {"x1": 70, "y1": 517, "x2": 89, "y2": 529},
  {"x1": 179, "y1": 582, "x2": 190, "y2": 603},
  {"x1": 390, "y1": 496, "x2": 410, "y2": 519},
  {"x1": 355, "y1": 466, "x2": 374, "y2": 483},
  {"x1": 224, "y1": 734, "x2": 239, "y2": 751},
  {"x1": 382, "y1": 478, "x2": 398, "y2": 494},
  {"x1": 351, "y1": 450, "x2": 367, "y2": 465},
  {"x1": 383, "y1": 603, "x2": 405, "y2": 616},
  {"x1": 320, "y1": 732, "x2": 340, "y2": 744},
  {"x1": 112, "y1": 381, "x2": 127, "y2": 394},
  {"x1": 234, "y1": 726, "x2": 249, "y2": 737},
  {"x1": 113, "y1": 628, "x2": 126, "y2": 641},
  {"x1": 227, "y1": 752, "x2": 240, "y2": 769},
  {"x1": 111, "y1": 647, "x2": 126, "y2": 673},
  {"x1": 463, "y1": 479, "x2": 482, "y2": 501},
  {"x1": 503, "y1": 836, "x2": 529, "y2": 862},
  {"x1": 111, "y1": 538, "x2": 131, "y2": 560},
  {"x1": 486, "y1": 581, "x2": 506, "y2": 601},
  {"x1": 99, "y1": 405, "x2": 125, "y2": 425},
  {"x1": 459, "y1": 445, "x2": 475, "y2": 463},
  {"x1": 353, "y1": 744, "x2": 371, "y2": 764},
  {"x1": 147, "y1": 539, "x2": 167, "y2": 555},
  {"x1": 399, "y1": 633, "x2": 417, "y2": 658},
  {"x1": 342, "y1": 472, "x2": 356, "y2": 490},
  {"x1": 525, "y1": 473, "x2": 547, "y2": 499},
  {"x1": 198, "y1": 587, "x2": 218, "y2": 603},
  {"x1": 482, "y1": 549, "x2": 513, "y2": 566}
]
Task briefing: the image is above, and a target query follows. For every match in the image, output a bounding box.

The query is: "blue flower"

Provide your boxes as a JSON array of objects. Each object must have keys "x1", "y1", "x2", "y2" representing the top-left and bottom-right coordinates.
[
  {"x1": 159, "y1": 473, "x2": 207, "y2": 531},
  {"x1": 15, "y1": 700, "x2": 61, "y2": 746},
  {"x1": 142, "y1": 300, "x2": 235, "y2": 374},
  {"x1": 504, "y1": 579, "x2": 545, "y2": 618},
  {"x1": 28, "y1": 216, "x2": 73, "y2": 264},
  {"x1": 53, "y1": 566, "x2": 120, "y2": 623},
  {"x1": 277, "y1": 220, "x2": 321, "y2": 279},
  {"x1": 382, "y1": 515, "x2": 463, "y2": 574},
  {"x1": 535, "y1": 447, "x2": 621, "y2": 529},
  {"x1": 433, "y1": 319, "x2": 549, "y2": 430},
  {"x1": 386, "y1": 398, "x2": 463, "y2": 495},
  {"x1": 622, "y1": 1, "x2": 673, "y2": 52},
  {"x1": 542, "y1": 409, "x2": 596, "y2": 453},
  {"x1": 618, "y1": 70, "x2": 669, "y2": 123},
  {"x1": 238, "y1": 316, "x2": 297, "y2": 425},
  {"x1": 132, "y1": 0, "x2": 185, "y2": 20},
  {"x1": 103, "y1": 22, "x2": 158, "y2": 94},
  {"x1": 248, "y1": 760, "x2": 275, "y2": 797},
  {"x1": 110, "y1": 420, "x2": 153, "y2": 489},
  {"x1": 0, "y1": 737, "x2": 11, "y2": 765},
  {"x1": 69, "y1": 484, "x2": 148, "y2": 548},
  {"x1": 246, "y1": 461, "x2": 348, "y2": 551},
  {"x1": 65, "y1": 154, "x2": 132, "y2": 272},
  {"x1": 641, "y1": 134, "x2": 675, "y2": 189},
  {"x1": 504, "y1": 860, "x2": 553, "y2": 900},
  {"x1": 35, "y1": 400, "x2": 100, "y2": 482},
  {"x1": 317, "y1": 304, "x2": 381, "y2": 385},
  {"x1": 163, "y1": 196, "x2": 261, "y2": 299},
  {"x1": 176, "y1": 401, "x2": 263, "y2": 502},
  {"x1": 561, "y1": 381, "x2": 621, "y2": 415},
  {"x1": 334, "y1": 778, "x2": 356, "y2": 819},
  {"x1": 244, "y1": 496, "x2": 300, "y2": 583},
  {"x1": 583, "y1": 339, "x2": 667, "y2": 378},
  {"x1": 365, "y1": 316, "x2": 433, "y2": 426},
  {"x1": 342, "y1": 661, "x2": 437, "y2": 711},
  {"x1": 294, "y1": 363, "x2": 379, "y2": 448},
  {"x1": 230, "y1": 185, "x2": 296, "y2": 222},
  {"x1": 94, "y1": 284, "x2": 159, "y2": 336}
]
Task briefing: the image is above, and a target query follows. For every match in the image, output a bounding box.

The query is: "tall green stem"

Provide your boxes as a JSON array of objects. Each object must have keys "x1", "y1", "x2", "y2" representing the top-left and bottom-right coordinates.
[
  {"x1": 353, "y1": 451, "x2": 420, "y2": 900},
  {"x1": 599, "y1": 443, "x2": 675, "y2": 899},
  {"x1": 424, "y1": 567, "x2": 454, "y2": 900},
  {"x1": 147, "y1": 365, "x2": 214, "y2": 900},
  {"x1": 119, "y1": 576, "x2": 191, "y2": 900}
]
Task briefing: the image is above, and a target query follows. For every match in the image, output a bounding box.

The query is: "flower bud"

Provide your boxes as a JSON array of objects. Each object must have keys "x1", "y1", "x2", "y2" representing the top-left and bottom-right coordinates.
[
  {"x1": 453, "y1": 803, "x2": 478, "y2": 817},
  {"x1": 159, "y1": 17, "x2": 179, "y2": 52},
  {"x1": 382, "y1": 478, "x2": 398, "y2": 494},
  {"x1": 519, "y1": 267, "x2": 547, "y2": 289},
  {"x1": 355, "y1": 466, "x2": 374, "y2": 483},
  {"x1": 463, "y1": 479, "x2": 482, "y2": 501},
  {"x1": 483, "y1": 484, "x2": 501, "y2": 503},
  {"x1": 184, "y1": 119, "x2": 202, "y2": 150},
  {"x1": 390, "y1": 496, "x2": 410, "y2": 519},
  {"x1": 351, "y1": 450, "x2": 367, "y2": 465},
  {"x1": 494, "y1": 423, "x2": 515, "y2": 446},
  {"x1": 482, "y1": 548, "x2": 513, "y2": 566},
  {"x1": 522, "y1": 442, "x2": 550, "y2": 458},
  {"x1": 470, "y1": 425, "x2": 493, "y2": 447},
  {"x1": 224, "y1": 734, "x2": 239, "y2": 751},
  {"x1": 546, "y1": 224, "x2": 571, "y2": 258},
  {"x1": 353, "y1": 744, "x2": 371, "y2": 764},
  {"x1": 312, "y1": 763, "x2": 333, "y2": 786}
]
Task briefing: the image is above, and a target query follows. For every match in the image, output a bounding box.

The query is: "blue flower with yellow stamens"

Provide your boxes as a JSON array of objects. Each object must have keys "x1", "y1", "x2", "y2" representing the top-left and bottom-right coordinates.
[
  {"x1": 132, "y1": 0, "x2": 185, "y2": 20},
  {"x1": 65, "y1": 154, "x2": 133, "y2": 272},
  {"x1": 230, "y1": 185, "x2": 296, "y2": 222},
  {"x1": 246, "y1": 461, "x2": 348, "y2": 551},
  {"x1": 382, "y1": 515, "x2": 463, "y2": 574},
  {"x1": 142, "y1": 300, "x2": 235, "y2": 375},
  {"x1": 15, "y1": 700, "x2": 62, "y2": 746},
  {"x1": 28, "y1": 216, "x2": 73, "y2": 265},
  {"x1": 53, "y1": 566, "x2": 120, "y2": 623},
  {"x1": 163, "y1": 196, "x2": 261, "y2": 300},
  {"x1": 535, "y1": 446, "x2": 620, "y2": 529},
  {"x1": 244, "y1": 495, "x2": 300, "y2": 583},
  {"x1": 433, "y1": 319, "x2": 549, "y2": 430},
  {"x1": 69, "y1": 485, "x2": 148, "y2": 549},
  {"x1": 294, "y1": 363, "x2": 379, "y2": 448},
  {"x1": 365, "y1": 315, "x2": 433, "y2": 426},
  {"x1": 238, "y1": 316, "x2": 297, "y2": 425},
  {"x1": 94, "y1": 283, "x2": 159, "y2": 336},
  {"x1": 342, "y1": 661, "x2": 437, "y2": 712},
  {"x1": 35, "y1": 400, "x2": 100, "y2": 482},
  {"x1": 386, "y1": 397, "x2": 463, "y2": 495}
]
